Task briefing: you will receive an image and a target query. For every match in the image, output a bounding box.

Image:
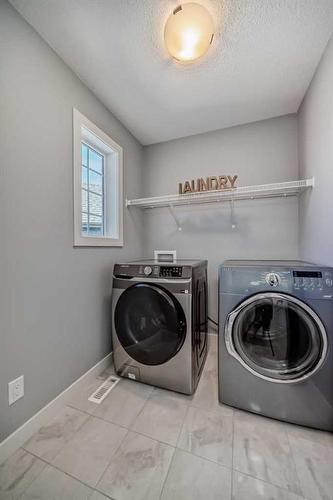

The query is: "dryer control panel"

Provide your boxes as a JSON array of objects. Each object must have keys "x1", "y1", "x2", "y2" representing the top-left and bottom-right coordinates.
[
  {"x1": 220, "y1": 264, "x2": 333, "y2": 300},
  {"x1": 293, "y1": 270, "x2": 333, "y2": 291}
]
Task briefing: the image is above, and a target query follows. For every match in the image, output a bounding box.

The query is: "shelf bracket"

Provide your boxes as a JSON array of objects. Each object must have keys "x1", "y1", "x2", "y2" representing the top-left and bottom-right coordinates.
[
  {"x1": 168, "y1": 204, "x2": 182, "y2": 231},
  {"x1": 229, "y1": 195, "x2": 237, "y2": 230}
]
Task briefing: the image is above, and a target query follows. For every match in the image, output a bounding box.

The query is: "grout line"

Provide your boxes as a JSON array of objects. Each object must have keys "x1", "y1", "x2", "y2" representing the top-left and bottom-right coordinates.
[
  {"x1": 21, "y1": 406, "x2": 91, "y2": 461},
  {"x1": 24, "y1": 444, "x2": 232, "y2": 495},
  {"x1": 175, "y1": 446, "x2": 233, "y2": 470},
  {"x1": 66, "y1": 402, "x2": 97, "y2": 417},
  {"x1": 230, "y1": 404, "x2": 236, "y2": 499},
  {"x1": 157, "y1": 447, "x2": 235, "y2": 499},
  {"x1": 230, "y1": 468, "x2": 235, "y2": 500},
  {"x1": 175, "y1": 392, "x2": 191, "y2": 445},
  {"x1": 176, "y1": 410, "x2": 233, "y2": 471},
  {"x1": 175, "y1": 405, "x2": 189, "y2": 449},
  {"x1": 21, "y1": 411, "x2": 128, "y2": 492},
  {"x1": 41, "y1": 412, "x2": 92, "y2": 466},
  {"x1": 158, "y1": 446, "x2": 177, "y2": 500},
  {"x1": 231, "y1": 465, "x2": 305, "y2": 497},
  {"x1": 93, "y1": 428, "x2": 129, "y2": 496},
  {"x1": 231, "y1": 406, "x2": 235, "y2": 470},
  {"x1": 21, "y1": 446, "x2": 306, "y2": 500},
  {"x1": 172, "y1": 447, "x2": 232, "y2": 471},
  {"x1": 128, "y1": 422, "x2": 184, "y2": 449},
  {"x1": 64, "y1": 403, "x2": 133, "y2": 432},
  {"x1": 87, "y1": 488, "x2": 116, "y2": 500},
  {"x1": 285, "y1": 428, "x2": 303, "y2": 497},
  {"x1": 125, "y1": 386, "x2": 155, "y2": 426},
  {"x1": 66, "y1": 402, "x2": 178, "y2": 449},
  {"x1": 20, "y1": 448, "x2": 116, "y2": 499},
  {"x1": 91, "y1": 487, "x2": 116, "y2": 500},
  {"x1": 13, "y1": 449, "x2": 48, "y2": 500},
  {"x1": 18, "y1": 448, "x2": 97, "y2": 492}
]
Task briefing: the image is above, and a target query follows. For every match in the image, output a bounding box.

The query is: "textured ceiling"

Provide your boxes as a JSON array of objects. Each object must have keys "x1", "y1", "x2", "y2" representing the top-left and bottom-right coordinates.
[{"x1": 10, "y1": 0, "x2": 333, "y2": 145}]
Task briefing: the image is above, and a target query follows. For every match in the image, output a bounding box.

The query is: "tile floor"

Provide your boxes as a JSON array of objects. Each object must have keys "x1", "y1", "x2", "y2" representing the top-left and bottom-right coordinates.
[{"x1": 1, "y1": 335, "x2": 333, "y2": 500}]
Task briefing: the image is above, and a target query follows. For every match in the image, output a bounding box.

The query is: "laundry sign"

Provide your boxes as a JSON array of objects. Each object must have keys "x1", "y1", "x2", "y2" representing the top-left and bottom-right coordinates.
[{"x1": 178, "y1": 175, "x2": 238, "y2": 195}]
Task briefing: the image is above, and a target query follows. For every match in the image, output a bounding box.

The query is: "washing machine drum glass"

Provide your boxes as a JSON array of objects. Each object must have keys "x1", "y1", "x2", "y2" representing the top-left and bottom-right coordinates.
[
  {"x1": 115, "y1": 283, "x2": 187, "y2": 366},
  {"x1": 230, "y1": 293, "x2": 327, "y2": 381}
]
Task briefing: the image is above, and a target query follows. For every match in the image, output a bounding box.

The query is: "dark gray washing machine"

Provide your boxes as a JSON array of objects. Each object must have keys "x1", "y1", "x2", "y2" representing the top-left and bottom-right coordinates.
[
  {"x1": 219, "y1": 260, "x2": 333, "y2": 431},
  {"x1": 112, "y1": 259, "x2": 208, "y2": 394}
]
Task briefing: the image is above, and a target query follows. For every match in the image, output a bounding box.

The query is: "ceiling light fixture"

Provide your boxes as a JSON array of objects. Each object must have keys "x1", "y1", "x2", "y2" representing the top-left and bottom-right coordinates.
[{"x1": 164, "y1": 3, "x2": 214, "y2": 63}]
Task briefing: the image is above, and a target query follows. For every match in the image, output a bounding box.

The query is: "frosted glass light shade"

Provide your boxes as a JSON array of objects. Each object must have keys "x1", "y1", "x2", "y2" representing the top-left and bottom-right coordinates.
[{"x1": 164, "y1": 3, "x2": 214, "y2": 62}]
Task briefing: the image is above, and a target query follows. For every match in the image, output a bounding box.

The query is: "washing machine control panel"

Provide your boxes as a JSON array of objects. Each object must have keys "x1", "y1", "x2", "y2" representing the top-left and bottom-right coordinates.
[
  {"x1": 160, "y1": 266, "x2": 183, "y2": 278},
  {"x1": 143, "y1": 266, "x2": 152, "y2": 276}
]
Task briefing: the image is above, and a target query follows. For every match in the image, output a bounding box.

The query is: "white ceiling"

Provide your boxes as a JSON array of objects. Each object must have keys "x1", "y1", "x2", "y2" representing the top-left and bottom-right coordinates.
[{"x1": 10, "y1": 0, "x2": 333, "y2": 145}]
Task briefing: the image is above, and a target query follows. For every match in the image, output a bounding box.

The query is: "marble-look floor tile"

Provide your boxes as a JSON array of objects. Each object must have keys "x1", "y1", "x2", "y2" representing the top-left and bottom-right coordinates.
[
  {"x1": 160, "y1": 449, "x2": 232, "y2": 500},
  {"x1": 97, "y1": 363, "x2": 116, "y2": 380},
  {"x1": 150, "y1": 386, "x2": 194, "y2": 406},
  {"x1": 0, "y1": 449, "x2": 45, "y2": 500},
  {"x1": 202, "y1": 336, "x2": 217, "y2": 371},
  {"x1": 23, "y1": 406, "x2": 89, "y2": 462},
  {"x1": 233, "y1": 411, "x2": 301, "y2": 494},
  {"x1": 177, "y1": 406, "x2": 233, "y2": 467},
  {"x1": 20, "y1": 465, "x2": 92, "y2": 499},
  {"x1": 288, "y1": 434, "x2": 333, "y2": 500},
  {"x1": 68, "y1": 378, "x2": 105, "y2": 415},
  {"x1": 207, "y1": 333, "x2": 217, "y2": 350},
  {"x1": 68, "y1": 363, "x2": 117, "y2": 416},
  {"x1": 286, "y1": 422, "x2": 333, "y2": 448},
  {"x1": 52, "y1": 416, "x2": 127, "y2": 487},
  {"x1": 232, "y1": 471, "x2": 305, "y2": 500},
  {"x1": 97, "y1": 431, "x2": 174, "y2": 500},
  {"x1": 90, "y1": 492, "x2": 111, "y2": 500},
  {"x1": 204, "y1": 349, "x2": 217, "y2": 372},
  {"x1": 191, "y1": 367, "x2": 233, "y2": 416},
  {"x1": 93, "y1": 379, "x2": 153, "y2": 428},
  {"x1": 131, "y1": 390, "x2": 187, "y2": 446}
]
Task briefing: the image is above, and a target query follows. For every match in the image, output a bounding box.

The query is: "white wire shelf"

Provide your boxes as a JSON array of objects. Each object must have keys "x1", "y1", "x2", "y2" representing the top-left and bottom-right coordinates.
[{"x1": 126, "y1": 178, "x2": 314, "y2": 209}]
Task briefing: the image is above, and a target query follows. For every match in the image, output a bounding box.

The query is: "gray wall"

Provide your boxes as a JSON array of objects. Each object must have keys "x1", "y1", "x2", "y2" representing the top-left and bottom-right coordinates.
[
  {"x1": 142, "y1": 115, "x2": 299, "y2": 324},
  {"x1": 298, "y1": 35, "x2": 333, "y2": 266},
  {"x1": 0, "y1": 0, "x2": 144, "y2": 441}
]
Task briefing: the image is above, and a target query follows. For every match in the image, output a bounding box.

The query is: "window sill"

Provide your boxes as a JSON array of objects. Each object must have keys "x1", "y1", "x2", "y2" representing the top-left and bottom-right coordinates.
[{"x1": 74, "y1": 235, "x2": 123, "y2": 247}]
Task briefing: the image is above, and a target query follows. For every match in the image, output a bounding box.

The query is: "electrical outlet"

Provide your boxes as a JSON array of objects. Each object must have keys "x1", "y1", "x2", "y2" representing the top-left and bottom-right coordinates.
[{"x1": 8, "y1": 375, "x2": 24, "y2": 405}]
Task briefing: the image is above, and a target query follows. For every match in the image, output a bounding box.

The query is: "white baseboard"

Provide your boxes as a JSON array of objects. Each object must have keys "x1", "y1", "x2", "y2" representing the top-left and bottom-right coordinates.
[{"x1": 0, "y1": 352, "x2": 112, "y2": 465}]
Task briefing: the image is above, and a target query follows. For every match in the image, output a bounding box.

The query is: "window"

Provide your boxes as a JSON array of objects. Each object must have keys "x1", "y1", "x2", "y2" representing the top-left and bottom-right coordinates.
[
  {"x1": 81, "y1": 143, "x2": 104, "y2": 236},
  {"x1": 73, "y1": 109, "x2": 123, "y2": 246}
]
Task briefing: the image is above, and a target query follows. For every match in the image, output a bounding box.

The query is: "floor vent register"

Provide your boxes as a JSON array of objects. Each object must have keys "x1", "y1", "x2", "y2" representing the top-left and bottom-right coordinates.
[{"x1": 88, "y1": 375, "x2": 120, "y2": 404}]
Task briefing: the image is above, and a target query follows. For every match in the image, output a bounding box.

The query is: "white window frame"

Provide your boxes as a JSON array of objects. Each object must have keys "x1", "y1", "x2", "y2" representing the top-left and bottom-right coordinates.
[{"x1": 73, "y1": 108, "x2": 123, "y2": 247}]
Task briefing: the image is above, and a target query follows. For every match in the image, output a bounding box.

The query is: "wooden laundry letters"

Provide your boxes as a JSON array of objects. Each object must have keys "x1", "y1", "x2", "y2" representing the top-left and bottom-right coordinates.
[{"x1": 178, "y1": 175, "x2": 238, "y2": 195}]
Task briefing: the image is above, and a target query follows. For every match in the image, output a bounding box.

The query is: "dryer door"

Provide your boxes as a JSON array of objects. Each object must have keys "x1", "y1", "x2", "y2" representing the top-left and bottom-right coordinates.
[
  {"x1": 115, "y1": 283, "x2": 187, "y2": 366},
  {"x1": 225, "y1": 293, "x2": 328, "y2": 383}
]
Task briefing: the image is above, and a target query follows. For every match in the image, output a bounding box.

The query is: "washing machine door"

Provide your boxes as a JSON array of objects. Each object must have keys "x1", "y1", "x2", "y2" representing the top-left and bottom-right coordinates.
[
  {"x1": 114, "y1": 283, "x2": 187, "y2": 366},
  {"x1": 225, "y1": 293, "x2": 328, "y2": 383},
  {"x1": 194, "y1": 277, "x2": 208, "y2": 365}
]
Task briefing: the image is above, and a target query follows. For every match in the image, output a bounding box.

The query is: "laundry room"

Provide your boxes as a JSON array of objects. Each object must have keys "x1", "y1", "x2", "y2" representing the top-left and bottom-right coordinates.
[{"x1": 0, "y1": 1, "x2": 333, "y2": 500}]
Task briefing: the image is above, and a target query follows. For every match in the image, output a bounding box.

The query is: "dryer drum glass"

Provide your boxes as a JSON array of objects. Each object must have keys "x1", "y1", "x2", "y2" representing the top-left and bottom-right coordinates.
[{"x1": 232, "y1": 296, "x2": 324, "y2": 381}]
